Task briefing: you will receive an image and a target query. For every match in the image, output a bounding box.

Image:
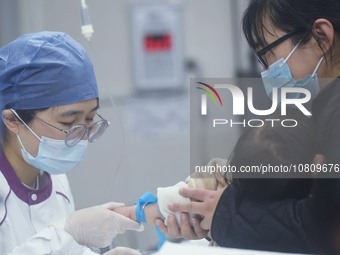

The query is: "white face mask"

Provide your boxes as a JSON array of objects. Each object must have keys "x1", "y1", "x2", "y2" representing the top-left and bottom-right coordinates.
[{"x1": 12, "y1": 110, "x2": 88, "y2": 175}]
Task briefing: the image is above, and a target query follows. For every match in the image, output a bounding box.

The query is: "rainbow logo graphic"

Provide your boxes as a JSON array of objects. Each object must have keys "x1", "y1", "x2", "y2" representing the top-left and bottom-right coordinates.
[
  {"x1": 196, "y1": 82, "x2": 223, "y2": 115},
  {"x1": 196, "y1": 82, "x2": 223, "y2": 106}
]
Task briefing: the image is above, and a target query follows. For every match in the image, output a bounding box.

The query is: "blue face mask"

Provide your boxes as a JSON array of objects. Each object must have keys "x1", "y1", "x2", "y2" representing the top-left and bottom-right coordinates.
[
  {"x1": 261, "y1": 40, "x2": 324, "y2": 105},
  {"x1": 17, "y1": 135, "x2": 88, "y2": 175},
  {"x1": 12, "y1": 110, "x2": 88, "y2": 175}
]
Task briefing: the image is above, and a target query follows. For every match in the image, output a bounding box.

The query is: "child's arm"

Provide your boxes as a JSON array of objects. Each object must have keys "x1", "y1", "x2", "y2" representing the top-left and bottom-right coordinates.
[
  {"x1": 113, "y1": 158, "x2": 230, "y2": 226},
  {"x1": 113, "y1": 203, "x2": 162, "y2": 224},
  {"x1": 113, "y1": 166, "x2": 228, "y2": 226},
  {"x1": 112, "y1": 182, "x2": 189, "y2": 225}
]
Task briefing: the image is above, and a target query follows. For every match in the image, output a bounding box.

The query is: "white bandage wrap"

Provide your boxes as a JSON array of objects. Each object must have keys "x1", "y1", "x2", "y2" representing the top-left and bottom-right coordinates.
[
  {"x1": 157, "y1": 158, "x2": 230, "y2": 226},
  {"x1": 157, "y1": 181, "x2": 190, "y2": 225}
]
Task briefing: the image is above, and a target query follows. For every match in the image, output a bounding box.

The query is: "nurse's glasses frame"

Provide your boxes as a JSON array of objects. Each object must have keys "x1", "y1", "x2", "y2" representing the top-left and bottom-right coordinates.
[
  {"x1": 255, "y1": 28, "x2": 303, "y2": 69},
  {"x1": 33, "y1": 113, "x2": 110, "y2": 147}
]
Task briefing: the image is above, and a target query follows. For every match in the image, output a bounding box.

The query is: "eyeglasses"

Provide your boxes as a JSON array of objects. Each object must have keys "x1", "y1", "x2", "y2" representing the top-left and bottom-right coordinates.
[
  {"x1": 255, "y1": 28, "x2": 303, "y2": 69},
  {"x1": 34, "y1": 113, "x2": 110, "y2": 147}
]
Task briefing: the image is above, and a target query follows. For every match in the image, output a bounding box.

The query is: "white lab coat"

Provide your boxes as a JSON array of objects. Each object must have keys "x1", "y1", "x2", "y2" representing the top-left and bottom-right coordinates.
[{"x1": 0, "y1": 151, "x2": 99, "y2": 255}]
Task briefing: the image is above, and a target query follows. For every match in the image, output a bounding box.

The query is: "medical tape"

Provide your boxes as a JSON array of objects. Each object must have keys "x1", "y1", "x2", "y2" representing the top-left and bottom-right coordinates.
[{"x1": 135, "y1": 192, "x2": 166, "y2": 250}]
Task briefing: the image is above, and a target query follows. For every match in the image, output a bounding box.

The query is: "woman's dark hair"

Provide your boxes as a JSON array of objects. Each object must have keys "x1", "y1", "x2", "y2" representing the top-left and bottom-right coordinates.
[
  {"x1": 14, "y1": 109, "x2": 48, "y2": 124},
  {"x1": 242, "y1": 0, "x2": 340, "y2": 57},
  {"x1": 229, "y1": 107, "x2": 315, "y2": 201}
]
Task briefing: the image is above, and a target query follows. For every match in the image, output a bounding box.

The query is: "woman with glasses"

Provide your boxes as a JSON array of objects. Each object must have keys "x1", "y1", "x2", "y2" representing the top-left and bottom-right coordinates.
[
  {"x1": 0, "y1": 31, "x2": 142, "y2": 255},
  {"x1": 157, "y1": 0, "x2": 340, "y2": 253}
]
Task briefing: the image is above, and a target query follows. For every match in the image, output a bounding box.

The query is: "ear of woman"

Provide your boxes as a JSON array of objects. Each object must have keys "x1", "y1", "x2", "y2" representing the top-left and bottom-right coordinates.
[
  {"x1": 312, "y1": 18, "x2": 335, "y2": 56},
  {"x1": 1, "y1": 109, "x2": 20, "y2": 135}
]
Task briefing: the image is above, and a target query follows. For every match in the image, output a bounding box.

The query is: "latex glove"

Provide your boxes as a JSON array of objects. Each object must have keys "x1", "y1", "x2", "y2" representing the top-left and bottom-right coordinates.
[
  {"x1": 104, "y1": 247, "x2": 142, "y2": 255},
  {"x1": 64, "y1": 202, "x2": 144, "y2": 248}
]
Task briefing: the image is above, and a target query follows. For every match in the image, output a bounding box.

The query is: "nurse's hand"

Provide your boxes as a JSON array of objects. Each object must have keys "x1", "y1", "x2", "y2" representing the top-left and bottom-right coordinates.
[
  {"x1": 64, "y1": 202, "x2": 144, "y2": 248},
  {"x1": 168, "y1": 187, "x2": 225, "y2": 231},
  {"x1": 155, "y1": 213, "x2": 208, "y2": 240},
  {"x1": 104, "y1": 247, "x2": 142, "y2": 255}
]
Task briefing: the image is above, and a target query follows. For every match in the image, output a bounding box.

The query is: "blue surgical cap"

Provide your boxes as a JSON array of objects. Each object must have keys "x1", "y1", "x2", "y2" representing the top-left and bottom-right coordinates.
[{"x1": 0, "y1": 31, "x2": 98, "y2": 113}]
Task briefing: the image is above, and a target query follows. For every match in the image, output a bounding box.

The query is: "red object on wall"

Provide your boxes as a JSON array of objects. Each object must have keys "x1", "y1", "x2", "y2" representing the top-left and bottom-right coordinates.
[{"x1": 144, "y1": 33, "x2": 172, "y2": 52}]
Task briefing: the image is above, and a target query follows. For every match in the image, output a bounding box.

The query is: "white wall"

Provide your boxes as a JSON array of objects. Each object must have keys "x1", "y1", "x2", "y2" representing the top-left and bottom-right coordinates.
[{"x1": 0, "y1": 0, "x2": 237, "y2": 95}]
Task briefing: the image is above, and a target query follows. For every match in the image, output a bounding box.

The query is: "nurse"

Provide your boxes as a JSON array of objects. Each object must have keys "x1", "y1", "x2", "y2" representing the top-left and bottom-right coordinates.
[{"x1": 0, "y1": 31, "x2": 142, "y2": 255}]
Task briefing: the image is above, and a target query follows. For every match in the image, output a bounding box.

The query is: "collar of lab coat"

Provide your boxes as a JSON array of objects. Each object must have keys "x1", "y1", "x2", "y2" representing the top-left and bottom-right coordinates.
[{"x1": 0, "y1": 150, "x2": 52, "y2": 205}]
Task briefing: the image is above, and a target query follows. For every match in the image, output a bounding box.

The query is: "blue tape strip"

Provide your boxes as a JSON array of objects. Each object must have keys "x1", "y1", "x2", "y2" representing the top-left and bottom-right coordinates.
[
  {"x1": 135, "y1": 192, "x2": 157, "y2": 223},
  {"x1": 155, "y1": 225, "x2": 166, "y2": 250},
  {"x1": 135, "y1": 192, "x2": 166, "y2": 250}
]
